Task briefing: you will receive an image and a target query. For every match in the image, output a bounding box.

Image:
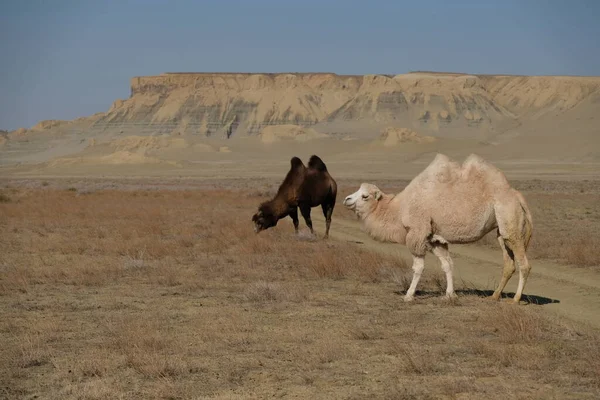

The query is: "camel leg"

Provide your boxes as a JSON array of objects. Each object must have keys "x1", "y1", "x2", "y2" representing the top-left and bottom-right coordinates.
[
  {"x1": 512, "y1": 244, "x2": 531, "y2": 304},
  {"x1": 431, "y1": 244, "x2": 456, "y2": 299},
  {"x1": 289, "y1": 207, "x2": 300, "y2": 233},
  {"x1": 299, "y1": 205, "x2": 314, "y2": 234},
  {"x1": 321, "y1": 203, "x2": 334, "y2": 239},
  {"x1": 404, "y1": 256, "x2": 425, "y2": 302},
  {"x1": 491, "y1": 233, "x2": 516, "y2": 301}
]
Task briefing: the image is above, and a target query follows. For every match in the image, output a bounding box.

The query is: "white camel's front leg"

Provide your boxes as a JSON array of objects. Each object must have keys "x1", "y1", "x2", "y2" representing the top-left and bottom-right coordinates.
[
  {"x1": 432, "y1": 244, "x2": 456, "y2": 299},
  {"x1": 404, "y1": 256, "x2": 425, "y2": 302}
]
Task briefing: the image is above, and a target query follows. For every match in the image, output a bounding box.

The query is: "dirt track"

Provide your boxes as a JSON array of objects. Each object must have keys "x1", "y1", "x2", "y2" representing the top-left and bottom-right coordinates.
[{"x1": 313, "y1": 214, "x2": 600, "y2": 328}]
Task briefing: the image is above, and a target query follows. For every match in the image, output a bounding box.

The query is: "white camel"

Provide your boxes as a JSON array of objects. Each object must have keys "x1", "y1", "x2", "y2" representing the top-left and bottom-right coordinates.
[{"x1": 343, "y1": 154, "x2": 533, "y2": 303}]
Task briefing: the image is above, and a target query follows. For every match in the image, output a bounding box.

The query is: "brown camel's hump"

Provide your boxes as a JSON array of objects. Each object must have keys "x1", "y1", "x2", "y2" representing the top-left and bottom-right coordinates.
[
  {"x1": 308, "y1": 155, "x2": 327, "y2": 172},
  {"x1": 277, "y1": 157, "x2": 306, "y2": 196},
  {"x1": 290, "y1": 156, "x2": 305, "y2": 170}
]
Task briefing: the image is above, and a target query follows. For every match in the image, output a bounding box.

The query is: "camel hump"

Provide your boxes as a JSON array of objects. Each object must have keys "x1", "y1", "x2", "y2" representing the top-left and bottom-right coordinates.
[
  {"x1": 308, "y1": 155, "x2": 327, "y2": 172},
  {"x1": 462, "y1": 153, "x2": 510, "y2": 186},
  {"x1": 462, "y1": 153, "x2": 489, "y2": 170},
  {"x1": 464, "y1": 153, "x2": 484, "y2": 164},
  {"x1": 290, "y1": 156, "x2": 305, "y2": 169},
  {"x1": 423, "y1": 153, "x2": 459, "y2": 181},
  {"x1": 432, "y1": 153, "x2": 452, "y2": 165}
]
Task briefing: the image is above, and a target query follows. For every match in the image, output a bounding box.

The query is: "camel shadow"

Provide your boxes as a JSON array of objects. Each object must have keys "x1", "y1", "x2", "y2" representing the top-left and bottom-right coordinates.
[
  {"x1": 458, "y1": 288, "x2": 560, "y2": 305},
  {"x1": 393, "y1": 289, "x2": 560, "y2": 305}
]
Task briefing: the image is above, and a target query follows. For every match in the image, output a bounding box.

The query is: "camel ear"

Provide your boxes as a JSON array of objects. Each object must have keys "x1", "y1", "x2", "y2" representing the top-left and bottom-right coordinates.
[{"x1": 374, "y1": 191, "x2": 382, "y2": 201}]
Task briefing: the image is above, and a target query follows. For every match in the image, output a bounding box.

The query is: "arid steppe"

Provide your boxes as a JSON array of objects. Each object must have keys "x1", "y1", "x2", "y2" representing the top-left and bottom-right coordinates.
[
  {"x1": 1, "y1": 177, "x2": 600, "y2": 399},
  {"x1": 1, "y1": 71, "x2": 600, "y2": 399}
]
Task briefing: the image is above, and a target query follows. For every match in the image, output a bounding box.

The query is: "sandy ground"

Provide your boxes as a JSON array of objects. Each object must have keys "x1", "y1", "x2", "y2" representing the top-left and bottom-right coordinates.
[{"x1": 3, "y1": 136, "x2": 600, "y2": 182}]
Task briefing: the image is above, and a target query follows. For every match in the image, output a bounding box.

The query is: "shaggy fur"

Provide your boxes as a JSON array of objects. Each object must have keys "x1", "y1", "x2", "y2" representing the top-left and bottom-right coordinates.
[
  {"x1": 344, "y1": 153, "x2": 533, "y2": 303},
  {"x1": 252, "y1": 155, "x2": 337, "y2": 238}
]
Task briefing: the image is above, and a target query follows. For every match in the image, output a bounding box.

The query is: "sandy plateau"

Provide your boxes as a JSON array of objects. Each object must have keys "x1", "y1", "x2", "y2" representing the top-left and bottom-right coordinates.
[
  {"x1": 1, "y1": 71, "x2": 600, "y2": 399},
  {"x1": 2, "y1": 72, "x2": 600, "y2": 180}
]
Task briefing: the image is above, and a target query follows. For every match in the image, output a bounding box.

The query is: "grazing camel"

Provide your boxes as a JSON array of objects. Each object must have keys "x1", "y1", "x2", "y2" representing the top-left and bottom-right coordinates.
[
  {"x1": 343, "y1": 154, "x2": 533, "y2": 303},
  {"x1": 252, "y1": 155, "x2": 337, "y2": 238}
]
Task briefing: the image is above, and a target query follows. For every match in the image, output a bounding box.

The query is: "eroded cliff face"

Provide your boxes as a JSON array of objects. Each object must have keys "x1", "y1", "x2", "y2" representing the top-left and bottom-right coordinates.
[
  {"x1": 88, "y1": 72, "x2": 599, "y2": 138},
  {"x1": 16, "y1": 72, "x2": 600, "y2": 140},
  {"x1": 96, "y1": 73, "x2": 362, "y2": 136}
]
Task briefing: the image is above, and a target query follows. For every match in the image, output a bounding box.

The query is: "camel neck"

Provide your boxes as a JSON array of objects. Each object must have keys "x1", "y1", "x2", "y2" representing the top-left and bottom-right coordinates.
[
  {"x1": 268, "y1": 195, "x2": 291, "y2": 218},
  {"x1": 377, "y1": 198, "x2": 393, "y2": 220},
  {"x1": 363, "y1": 194, "x2": 407, "y2": 244}
]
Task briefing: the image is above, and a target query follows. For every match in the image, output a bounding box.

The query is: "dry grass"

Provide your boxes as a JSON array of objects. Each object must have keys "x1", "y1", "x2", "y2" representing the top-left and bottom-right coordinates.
[{"x1": 1, "y1": 187, "x2": 599, "y2": 399}]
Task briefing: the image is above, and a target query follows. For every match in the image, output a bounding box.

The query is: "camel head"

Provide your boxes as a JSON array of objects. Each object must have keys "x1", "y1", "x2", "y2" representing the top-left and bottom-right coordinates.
[
  {"x1": 343, "y1": 183, "x2": 383, "y2": 218},
  {"x1": 252, "y1": 203, "x2": 278, "y2": 233}
]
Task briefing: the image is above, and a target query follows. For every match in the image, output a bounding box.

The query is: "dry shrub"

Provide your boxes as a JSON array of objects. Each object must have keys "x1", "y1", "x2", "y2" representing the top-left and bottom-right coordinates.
[
  {"x1": 557, "y1": 236, "x2": 600, "y2": 267},
  {"x1": 394, "y1": 272, "x2": 413, "y2": 293},
  {"x1": 16, "y1": 332, "x2": 53, "y2": 368},
  {"x1": 58, "y1": 379, "x2": 115, "y2": 400},
  {"x1": 109, "y1": 317, "x2": 191, "y2": 379},
  {"x1": 311, "y1": 337, "x2": 345, "y2": 364},
  {"x1": 241, "y1": 234, "x2": 276, "y2": 255},
  {"x1": 8, "y1": 318, "x2": 61, "y2": 369},
  {"x1": 70, "y1": 349, "x2": 124, "y2": 379},
  {"x1": 393, "y1": 345, "x2": 442, "y2": 375},
  {"x1": 300, "y1": 242, "x2": 407, "y2": 281},
  {"x1": 468, "y1": 304, "x2": 600, "y2": 383},
  {"x1": 244, "y1": 280, "x2": 308, "y2": 303},
  {"x1": 0, "y1": 263, "x2": 32, "y2": 294},
  {"x1": 125, "y1": 352, "x2": 188, "y2": 379},
  {"x1": 429, "y1": 272, "x2": 447, "y2": 293},
  {"x1": 473, "y1": 341, "x2": 547, "y2": 369},
  {"x1": 351, "y1": 321, "x2": 384, "y2": 341},
  {"x1": 485, "y1": 304, "x2": 546, "y2": 343}
]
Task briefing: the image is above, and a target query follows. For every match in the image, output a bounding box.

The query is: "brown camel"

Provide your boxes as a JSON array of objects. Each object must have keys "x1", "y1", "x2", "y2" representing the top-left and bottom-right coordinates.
[
  {"x1": 343, "y1": 154, "x2": 533, "y2": 303},
  {"x1": 252, "y1": 155, "x2": 337, "y2": 238}
]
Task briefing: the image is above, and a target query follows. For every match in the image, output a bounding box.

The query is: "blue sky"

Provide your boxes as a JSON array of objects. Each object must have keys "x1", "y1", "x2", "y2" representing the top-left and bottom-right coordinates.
[{"x1": 1, "y1": 0, "x2": 599, "y2": 130}]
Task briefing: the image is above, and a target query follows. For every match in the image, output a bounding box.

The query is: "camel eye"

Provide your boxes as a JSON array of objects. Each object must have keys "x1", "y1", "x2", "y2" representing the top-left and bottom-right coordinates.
[{"x1": 362, "y1": 194, "x2": 369, "y2": 200}]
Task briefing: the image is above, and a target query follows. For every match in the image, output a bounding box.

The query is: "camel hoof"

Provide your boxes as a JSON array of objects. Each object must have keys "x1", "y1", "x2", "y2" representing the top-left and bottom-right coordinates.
[
  {"x1": 403, "y1": 295, "x2": 414, "y2": 303},
  {"x1": 490, "y1": 294, "x2": 501, "y2": 301},
  {"x1": 445, "y1": 292, "x2": 458, "y2": 300}
]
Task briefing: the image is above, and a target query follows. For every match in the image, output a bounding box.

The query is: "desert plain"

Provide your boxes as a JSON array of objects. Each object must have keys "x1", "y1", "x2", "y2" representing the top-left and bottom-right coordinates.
[{"x1": 1, "y1": 72, "x2": 600, "y2": 399}]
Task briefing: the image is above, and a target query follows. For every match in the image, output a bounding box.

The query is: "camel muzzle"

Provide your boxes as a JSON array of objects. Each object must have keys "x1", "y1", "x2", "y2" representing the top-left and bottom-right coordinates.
[{"x1": 343, "y1": 196, "x2": 355, "y2": 208}]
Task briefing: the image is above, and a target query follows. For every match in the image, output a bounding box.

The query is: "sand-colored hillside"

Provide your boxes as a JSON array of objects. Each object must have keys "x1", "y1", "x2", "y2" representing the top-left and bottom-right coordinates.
[
  {"x1": 378, "y1": 127, "x2": 436, "y2": 147},
  {"x1": 47, "y1": 151, "x2": 176, "y2": 167},
  {"x1": 259, "y1": 125, "x2": 327, "y2": 144},
  {"x1": 30, "y1": 120, "x2": 70, "y2": 131},
  {"x1": 1, "y1": 71, "x2": 599, "y2": 178},
  {"x1": 31, "y1": 135, "x2": 221, "y2": 170},
  {"x1": 92, "y1": 72, "x2": 600, "y2": 138},
  {"x1": 14, "y1": 72, "x2": 596, "y2": 139},
  {"x1": 109, "y1": 135, "x2": 190, "y2": 153}
]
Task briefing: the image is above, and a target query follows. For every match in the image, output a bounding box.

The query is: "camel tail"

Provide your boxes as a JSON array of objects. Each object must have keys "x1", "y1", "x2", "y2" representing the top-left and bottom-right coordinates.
[{"x1": 517, "y1": 192, "x2": 533, "y2": 250}]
